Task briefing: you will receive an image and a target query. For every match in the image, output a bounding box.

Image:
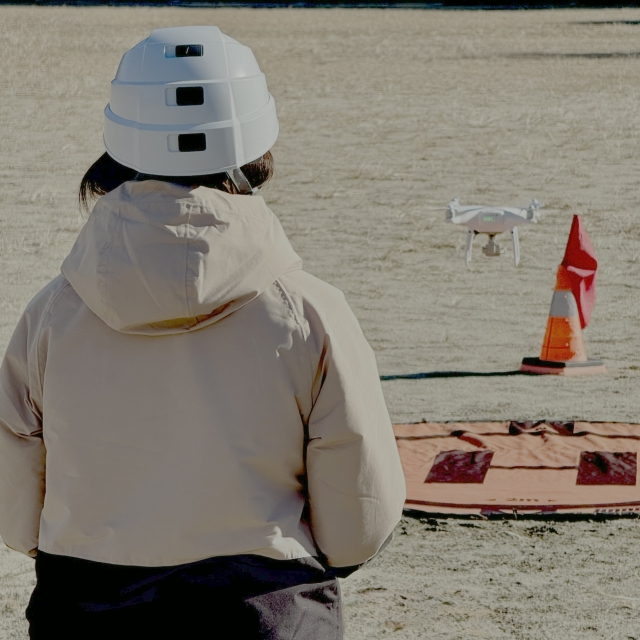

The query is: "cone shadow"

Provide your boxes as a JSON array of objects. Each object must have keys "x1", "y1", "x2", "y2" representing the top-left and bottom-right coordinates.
[{"x1": 381, "y1": 370, "x2": 526, "y2": 381}]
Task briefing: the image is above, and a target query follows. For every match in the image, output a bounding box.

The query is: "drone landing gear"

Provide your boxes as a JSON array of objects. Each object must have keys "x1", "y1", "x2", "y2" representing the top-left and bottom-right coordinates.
[
  {"x1": 511, "y1": 226, "x2": 520, "y2": 266},
  {"x1": 465, "y1": 230, "x2": 476, "y2": 265}
]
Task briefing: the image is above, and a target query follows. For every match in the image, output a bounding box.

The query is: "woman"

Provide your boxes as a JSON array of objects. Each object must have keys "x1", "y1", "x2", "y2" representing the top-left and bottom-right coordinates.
[{"x1": 0, "y1": 26, "x2": 406, "y2": 639}]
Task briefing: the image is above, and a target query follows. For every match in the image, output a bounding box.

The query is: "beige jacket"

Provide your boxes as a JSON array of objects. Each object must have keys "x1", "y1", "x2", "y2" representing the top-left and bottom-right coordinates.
[{"x1": 0, "y1": 181, "x2": 405, "y2": 567}]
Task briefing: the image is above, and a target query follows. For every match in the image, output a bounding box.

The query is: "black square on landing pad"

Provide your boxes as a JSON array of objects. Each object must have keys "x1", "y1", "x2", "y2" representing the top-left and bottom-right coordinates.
[
  {"x1": 425, "y1": 450, "x2": 494, "y2": 484},
  {"x1": 577, "y1": 451, "x2": 637, "y2": 485},
  {"x1": 178, "y1": 133, "x2": 206, "y2": 153}
]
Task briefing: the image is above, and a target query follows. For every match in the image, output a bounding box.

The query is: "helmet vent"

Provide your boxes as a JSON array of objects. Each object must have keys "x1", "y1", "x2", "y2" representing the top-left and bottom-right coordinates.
[
  {"x1": 176, "y1": 87, "x2": 204, "y2": 106},
  {"x1": 178, "y1": 133, "x2": 206, "y2": 153},
  {"x1": 175, "y1": 45, "x2": 203, "y2": 58}
]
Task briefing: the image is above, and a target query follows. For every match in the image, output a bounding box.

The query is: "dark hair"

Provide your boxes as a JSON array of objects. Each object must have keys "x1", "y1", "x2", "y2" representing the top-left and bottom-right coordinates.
[{"x1": 78, "y1": 151, "x2": 274, "y2": 212}]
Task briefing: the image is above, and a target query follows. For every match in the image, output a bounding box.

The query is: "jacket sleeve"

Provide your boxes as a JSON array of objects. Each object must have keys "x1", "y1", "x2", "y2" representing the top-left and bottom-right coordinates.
[
  {"x1": 0, "y1": 307, "x2": 46, "y2": 558},
  {"x1": 304, "y1": 291, "x2": 406, "y2": 568}
]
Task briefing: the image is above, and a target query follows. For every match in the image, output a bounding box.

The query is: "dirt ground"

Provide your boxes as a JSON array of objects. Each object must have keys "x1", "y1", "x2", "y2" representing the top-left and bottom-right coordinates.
[{"x1": 0, "y1": 5, "x2": 639, "y2": 639}]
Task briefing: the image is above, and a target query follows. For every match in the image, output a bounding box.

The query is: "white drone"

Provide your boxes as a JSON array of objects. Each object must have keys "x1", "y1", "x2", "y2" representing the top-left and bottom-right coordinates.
[{"x1": 446, "y1": 198, "x2": 542, "y2": 266}]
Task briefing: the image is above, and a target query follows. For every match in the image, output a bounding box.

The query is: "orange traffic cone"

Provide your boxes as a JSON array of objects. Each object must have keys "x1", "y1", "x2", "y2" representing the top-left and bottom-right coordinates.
[{"x1": 520, "y1": 264, "x2": 605, "y2": 375}]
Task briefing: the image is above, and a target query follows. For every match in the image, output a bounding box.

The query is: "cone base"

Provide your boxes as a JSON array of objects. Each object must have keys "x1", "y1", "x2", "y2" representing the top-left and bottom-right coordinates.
[{"x1": 520, "y1": 357, "x2": 606, "y2": 376}]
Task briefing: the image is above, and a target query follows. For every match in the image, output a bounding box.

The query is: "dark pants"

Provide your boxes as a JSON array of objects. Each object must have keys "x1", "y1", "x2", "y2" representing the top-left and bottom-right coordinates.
[{"x1": 27, "y1": 551, "x2": 342, "y2": 640}]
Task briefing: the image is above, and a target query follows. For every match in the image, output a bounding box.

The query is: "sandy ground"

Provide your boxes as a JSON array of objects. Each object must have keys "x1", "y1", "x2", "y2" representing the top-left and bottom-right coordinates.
[{"x1": 0, "y1": 5, "x2": 640, "y2": 638}]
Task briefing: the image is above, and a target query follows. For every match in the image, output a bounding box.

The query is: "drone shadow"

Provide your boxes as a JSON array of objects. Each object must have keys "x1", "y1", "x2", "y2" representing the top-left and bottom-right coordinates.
[
  {"x1": 572, "y1": 20, "x2": 640, "y2": 25},
  {"x1": 381, "y1": 370, "x2": 526, "y2": 381},
  {"x1": 509, "y1": 51, "x2": 640, "y2": 59}
]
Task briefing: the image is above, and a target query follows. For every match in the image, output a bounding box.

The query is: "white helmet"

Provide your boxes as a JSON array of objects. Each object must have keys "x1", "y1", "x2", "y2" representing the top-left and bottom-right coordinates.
[{"x1": 103, "y1": 26, "x2": 278, "y2": 192}]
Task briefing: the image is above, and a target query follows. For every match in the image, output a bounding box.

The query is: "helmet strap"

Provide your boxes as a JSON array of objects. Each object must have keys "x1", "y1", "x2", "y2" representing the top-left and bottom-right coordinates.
[{"x1": 227, "y1": 168, "x2": 258, "y2": 195}]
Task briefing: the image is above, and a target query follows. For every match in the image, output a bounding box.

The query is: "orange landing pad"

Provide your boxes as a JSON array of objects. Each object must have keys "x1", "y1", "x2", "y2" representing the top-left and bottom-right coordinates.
[{"x1": 395, "y1": 421, "x2": 640, "y2": 516}]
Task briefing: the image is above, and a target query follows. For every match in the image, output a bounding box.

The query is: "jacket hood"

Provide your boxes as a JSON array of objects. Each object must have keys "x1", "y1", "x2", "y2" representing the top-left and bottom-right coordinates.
[{"x1": 62, "y1": 181, "x2": 302, "y2": 335}]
